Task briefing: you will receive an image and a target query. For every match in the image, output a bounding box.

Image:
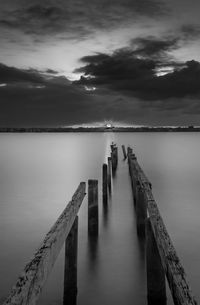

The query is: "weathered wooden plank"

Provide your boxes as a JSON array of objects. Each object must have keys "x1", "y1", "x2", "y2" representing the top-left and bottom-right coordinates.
[
  {"x1": 122, "y1": 145, "x2": 127, "y2": 159},
  {"x1": 127, "y1": 145, "x2": 198, "y2": 305},
  {"x1": 146, "y1": 218, "x2": 166, "y2": 305},
  {"x1": 3, "y1": 182, "x2": 86, "y2": 305},
  {"x1": 107, "y1": 157, "x2": 112, "y2": 192},
  {"x1": 127, "y1": 146, "x2": 133, "y2": 155},
  {"x1": 127, "y1": 151, "x2": 151, "y2": 189},
  {"x1": 135, "y1": 184, "x2": 147, "y2": 236},
  {"x1": 88, "y1": 180, "x2": 98, "y2": 235},
  {"x1": 145, "y1": 193, "x2": 198, "y2": 305},
  {"x1": 102, "y1": 164, "x2": 108, "y2": 205},
  {"x1": 111, "y1": 143, "x2": 118, "y2": 173},
  {"x1": 63, "y1": 216, "x2": 78, "y2": 305}
]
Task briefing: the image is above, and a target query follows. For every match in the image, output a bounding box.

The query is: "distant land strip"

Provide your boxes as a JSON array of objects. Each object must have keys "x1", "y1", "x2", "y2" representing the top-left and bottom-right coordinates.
[{"x1": 0, "y1": 126, "x2": 199, "y2": 132}]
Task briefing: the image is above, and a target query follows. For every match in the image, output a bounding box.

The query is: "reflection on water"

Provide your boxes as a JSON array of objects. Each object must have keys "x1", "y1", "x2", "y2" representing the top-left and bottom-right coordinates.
[
  {"x1": 87, "y1": 235, "x2": 99, "y2": 269},
  {"x1": 102, "y1": 203, "x2": 109, "y2": 229},
  {"x1": 0, "y1": 132, "x2": 200, "y2": 305}
]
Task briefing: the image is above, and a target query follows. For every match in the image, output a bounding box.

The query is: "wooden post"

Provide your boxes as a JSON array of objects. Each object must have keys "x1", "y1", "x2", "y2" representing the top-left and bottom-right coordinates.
[
  {"x1": 3, "y1": 183, "x2": 86, "y2": 305},
  {"x1": 107, "y1": 157, "x2": 112, "y2": 192},
  {"x1": 111, "y1": 151, "x2": 115, "y2": 172},
  {"x1": 88, "y1": 180, "x2": 98, "y2": 235},
  {"x1": 147, "y1": 196, "x2": 198, "y2": 305},
  {"x1": 122, "y1": 145, "x2": 127, "y2": 159},
  {"x1": 102, "y1": 164, "x2": 108, "y2": 205},
  {"x1": 110, "y1": 142, "x2": 116, "y2": 151},
  {"x1": 127, "y1": 147, "x2": 133, "y2": 155},
  {"x1": 146, "y1": 218, "x2": 166, "y2": 305},
  {"x1": 115, "y1": 147, "x2": 118, "y2": 165},
  {"x1": 63, "y1": 216, "x2": 78, "y2": 305},
  {"x1": 135, "y1": 183, "x2": 147, "y2": 236},
  {"x1": 111, "y1": 147, "x2": 118, "y2": 173},
  {"x1": 127, "y1": 146, "x2": 198, "y2": 305}
]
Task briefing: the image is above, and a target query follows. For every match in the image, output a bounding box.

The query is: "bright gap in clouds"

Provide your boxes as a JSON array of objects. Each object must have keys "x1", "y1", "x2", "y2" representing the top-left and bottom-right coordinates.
[
  {"x1": 155, "y1": 66, "x2": 175, "y2": 76},
  {"x1": 84, "y1": 86, "x2": 96, "y2": 91}
]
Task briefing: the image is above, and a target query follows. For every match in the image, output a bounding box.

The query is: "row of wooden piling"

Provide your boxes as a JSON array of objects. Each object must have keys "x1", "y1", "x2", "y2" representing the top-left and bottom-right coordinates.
[
  {"x1": 127, "y1": 146, "x2": 197, "y2": 305},
  {"x1": 88, "y1": 142, "x2": 119, "y2": 236},
  {"x1": 4, "y1": 142, "x2": 197, "y2": 305},
  {"x1": 3, "y1": 142, "x2": 119, "y2": 305},
  {"x1": 67, "y1": 146, "x2": 119, "y2": 301}
]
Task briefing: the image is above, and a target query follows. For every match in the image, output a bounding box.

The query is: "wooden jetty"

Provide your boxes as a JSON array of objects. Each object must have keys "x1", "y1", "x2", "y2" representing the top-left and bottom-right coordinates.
[
  {"x1": 2, "y1": 142, "x2": 198, "y2": 305},
  {"x1": 127, "y1": 146, "x2": 198, "y2": 305},
  {"x1": 3, "y1": 183, "x2": 86, "y2": 305}
]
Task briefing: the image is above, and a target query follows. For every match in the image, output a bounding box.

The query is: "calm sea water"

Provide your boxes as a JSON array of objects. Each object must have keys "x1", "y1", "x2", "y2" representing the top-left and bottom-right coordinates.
[{"x1": 1, "y1": 132, "x2": 200, "y2": 305}]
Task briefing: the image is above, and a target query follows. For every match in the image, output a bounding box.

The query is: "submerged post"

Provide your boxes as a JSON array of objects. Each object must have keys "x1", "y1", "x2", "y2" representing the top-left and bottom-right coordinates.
[
  {"x1": 63, "y1": 216, "x2": 78, "y2": 305},
  {"x1": 88, "y1": 180, "x2": 98, "y2": 235},
  {"x1": 111, "y1": 146, "x2": 118, "y2": 174},
  {"x1": 107, "y1": 157, "x2": 112, "y2": 192},
  {"x1": 102, "y1": 164, "x2": 108, "y2": 205},
  {"x1": 135, "y1": 183, "x2": 147, "y2": 236},
  {"x1": 122, "y1": 145, "x2": 127, "y2": 159},
  {"x1": 146, "y1": 218, "x2": 166, "y2": 305}
]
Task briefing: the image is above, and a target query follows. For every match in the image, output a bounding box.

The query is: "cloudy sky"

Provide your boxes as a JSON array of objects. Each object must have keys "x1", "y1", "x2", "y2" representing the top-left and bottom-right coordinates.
[{"x1": 1, "y1": 0, "x2": 200, "y2": 126}]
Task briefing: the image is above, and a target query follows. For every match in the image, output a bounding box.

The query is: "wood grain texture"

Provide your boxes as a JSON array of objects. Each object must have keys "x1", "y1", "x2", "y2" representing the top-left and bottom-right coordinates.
[
  {"x1": 3, "y1": 182, "x2": 86, "y2": 305},
  {"x1": 127, "y1": 146, "x2": 198, "y2": 305}
]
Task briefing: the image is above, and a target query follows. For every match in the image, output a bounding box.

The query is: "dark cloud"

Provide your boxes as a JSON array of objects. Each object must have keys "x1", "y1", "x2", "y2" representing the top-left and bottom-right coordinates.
[
  {"x1": 0, "y1": 62, "x2": 200, "y2": 127},
  {"x1": 131, "y1": 36, "x2": 179, "y2": 61},
  {"x1": 0, "y1": 0, "x2": 167, "y2": 39},
  {"x1": 0, "y1": 64, "x2": 70, "y2": 87},
  {"x1": 74, "y1": 36, "x2": 200, "y2": 101},
  {"x1": 0, "y1": 63, "x2": 99, "y2": 126},
  {"x1": 0, "y1": 63, "x2": 44, "y2": 84}
]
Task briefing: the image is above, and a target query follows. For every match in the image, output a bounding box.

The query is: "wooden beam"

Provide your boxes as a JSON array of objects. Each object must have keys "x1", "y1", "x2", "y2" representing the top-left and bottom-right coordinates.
[
  {"x1": 63, "y1": 216, "x2": 78, "y2": 305},
  {"x1": 88, "y1": 180, "x2": 98, "y2": 235},
  {"x1": 145, "y1": 188, "x2": 197, "y2": 305},
  {"x1": 122, "y1": 145, "x2": 127, "y2": 159},
  {"x1": 127, "y1": 146, "x2": 198, "y2": 305},
  {"x1": 102, "y1": 164, "x2": 108, "y2": 205},
  {"x1": 111, "y1": 143, "x2": 118, "y2": 174},
  {"x1": 135, "y1": 183, "x2": 147, "y2": 236},
  {"x1": 107, "y1": 157, "x2": 112, "y2": 192},
  {"x1": 146, "y1": 218, "x2": 166, "y2": 305},
  {"x1": 3, "y1": 182, "x2": 86, "y2": 305}
]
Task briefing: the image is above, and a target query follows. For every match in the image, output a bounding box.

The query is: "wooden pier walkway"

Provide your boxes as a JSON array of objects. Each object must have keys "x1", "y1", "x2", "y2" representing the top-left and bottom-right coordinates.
[{"x1": 2, "y1": 143, "x2": 198, "y2": 305}]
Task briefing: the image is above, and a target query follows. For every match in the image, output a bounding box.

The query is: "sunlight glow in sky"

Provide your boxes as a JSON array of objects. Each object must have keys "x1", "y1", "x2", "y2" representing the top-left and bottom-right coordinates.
[
  {"x1": 84, "y1": 86, "x2": 97, "y2": 91},
  {"x1": 1, "y1": 0, "x2": 200, "y2": 126}
]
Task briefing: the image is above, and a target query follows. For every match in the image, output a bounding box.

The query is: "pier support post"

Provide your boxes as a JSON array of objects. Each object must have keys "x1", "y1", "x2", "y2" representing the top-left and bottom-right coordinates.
[
  {"x1": 146, "y1": 218, "x2": 166, "y2": 305},
  {"x1": 88, "y1": 180, "x2": 98, "y2": 235},
  {"x1": 107, "y1": 157, "x2": 112, "y2": 192},
  {"x1": 136, "y1": 183, "x2": 147, "y2": 236},
  {"x1": 111, "y1": 146, "x2": 118, "y2": 174},
  {"x1": 131, "y1": 172, "x2": 137, "y2": 204},
  {"x1": 102, "y1": 164, "x2": 108, "y2": 205},
  {"x1": 122, "y1": 145, "x2": 127, "y2": 159},
  {"x1": 63, "y1": 216, "x2": 78, "y2": 305}
]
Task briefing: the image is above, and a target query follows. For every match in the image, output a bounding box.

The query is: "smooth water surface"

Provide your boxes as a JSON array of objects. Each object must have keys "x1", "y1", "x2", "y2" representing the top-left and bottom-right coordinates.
[{"x1": 0, "y1": 132, "x2": 200, "y2": 305}]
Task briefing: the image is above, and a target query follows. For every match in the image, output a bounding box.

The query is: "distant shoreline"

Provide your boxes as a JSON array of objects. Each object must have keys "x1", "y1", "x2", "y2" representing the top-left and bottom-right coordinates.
[{"x1": 0, "y1": 127, "x2": 199, "y2": 132}]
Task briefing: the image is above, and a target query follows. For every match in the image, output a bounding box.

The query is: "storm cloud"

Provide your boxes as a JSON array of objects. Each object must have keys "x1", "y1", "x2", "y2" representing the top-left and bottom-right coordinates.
[
  {"x1": 1, "y1": 0, "x2": 200, "y2": 127},
  {"x1": 74, "y1": 36, "x2": 200, "y2": 100},
  {"x1": 1, "y1": 62, "x2": 200, "y2": 127}
]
